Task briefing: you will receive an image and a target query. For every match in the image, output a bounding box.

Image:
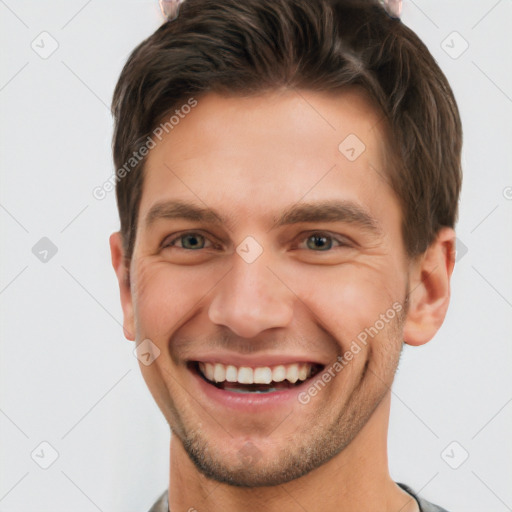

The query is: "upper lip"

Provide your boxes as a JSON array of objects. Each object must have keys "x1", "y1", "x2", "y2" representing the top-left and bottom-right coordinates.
[{"x1": 188, "y1": 352, "x2": 327, "y2": 368}]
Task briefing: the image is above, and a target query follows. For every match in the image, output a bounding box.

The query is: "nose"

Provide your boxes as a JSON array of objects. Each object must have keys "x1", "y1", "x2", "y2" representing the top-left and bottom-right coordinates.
[{"x1": 208, "y1": 254, "x2": 294, "y2": 339}]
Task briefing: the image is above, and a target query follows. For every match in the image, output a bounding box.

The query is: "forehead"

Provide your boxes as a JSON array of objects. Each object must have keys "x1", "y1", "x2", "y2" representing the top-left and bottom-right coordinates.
[{"x1": 139, "y1": 89, "x2": 397, "y2": 231}]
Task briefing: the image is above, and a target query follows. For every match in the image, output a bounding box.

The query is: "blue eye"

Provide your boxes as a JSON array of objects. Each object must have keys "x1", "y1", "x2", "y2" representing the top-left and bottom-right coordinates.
[
  {"x1": 180, "y1": 233, "x2": 205, "y2": 250},
  {"x1": 161, "y1": 231, "x2": 350, "y2": 253},
  {"x1": 306, "y1": 234, "x2": 332, "y2": 251},
  {"x1": 163, "y1": 232, "x2": 212, "y2": 250},
  {"x1": 299, "y1": 232, "x2": 349, "y2": 251}
]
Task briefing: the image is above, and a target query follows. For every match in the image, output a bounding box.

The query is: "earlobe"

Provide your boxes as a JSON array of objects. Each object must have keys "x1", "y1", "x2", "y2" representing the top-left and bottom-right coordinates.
[
  {"x1": 403, "y1": 227, "x2": 456, "y2": 347},
  {"x1": 109, "y1": 232, "x2": 136, "y2": 341}
]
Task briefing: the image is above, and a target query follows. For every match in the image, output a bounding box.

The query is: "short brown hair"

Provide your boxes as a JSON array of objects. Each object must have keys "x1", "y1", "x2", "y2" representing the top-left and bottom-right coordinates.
[{"x1": 111, "y1": 0, "x2": 462, "y2": 261}]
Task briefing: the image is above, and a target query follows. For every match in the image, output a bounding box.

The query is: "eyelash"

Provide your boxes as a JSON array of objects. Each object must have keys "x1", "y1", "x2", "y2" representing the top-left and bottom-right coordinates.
[
  {"x1": 161, "y1": 231, "x2": 352, "y2": 252},
  {"x1": 161, "y1": 232, "x2": 220, "y2": 250}
]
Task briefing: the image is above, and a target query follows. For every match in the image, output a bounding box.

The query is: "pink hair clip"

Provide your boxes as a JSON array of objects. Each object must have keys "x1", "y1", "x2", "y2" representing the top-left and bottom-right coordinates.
[
  {"x1": 380, "y1": 0, "x2": 402, "y2": 18},
  {"x1": 160, "y1": 1, "x2": 402, "y2": 21},
  {"x1": 159, "y1": 0, "x2": 186, "y2": 21}
]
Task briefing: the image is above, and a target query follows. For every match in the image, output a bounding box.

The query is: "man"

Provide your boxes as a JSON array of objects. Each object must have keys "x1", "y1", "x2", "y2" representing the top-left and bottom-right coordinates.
[{"x1": 109, "y1": 0, "x2": 462, "y2": 510}]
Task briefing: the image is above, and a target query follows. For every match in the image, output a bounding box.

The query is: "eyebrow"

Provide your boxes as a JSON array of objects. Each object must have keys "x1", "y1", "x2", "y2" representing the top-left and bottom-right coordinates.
[{"x1": 144, "y1": 199, "x2": 382, "y2": 235}]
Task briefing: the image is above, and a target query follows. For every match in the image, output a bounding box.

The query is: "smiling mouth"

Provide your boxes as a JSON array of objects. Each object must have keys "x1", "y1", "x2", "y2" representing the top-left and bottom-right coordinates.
[{"x1": 190, "y1": 361, "x2": 324, "y2": 394}]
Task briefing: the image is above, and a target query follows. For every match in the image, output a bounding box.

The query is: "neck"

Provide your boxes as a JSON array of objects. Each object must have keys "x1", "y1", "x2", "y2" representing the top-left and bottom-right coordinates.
[{"x1": 168, "y1": 391, "x2": 418, "y2": 512}]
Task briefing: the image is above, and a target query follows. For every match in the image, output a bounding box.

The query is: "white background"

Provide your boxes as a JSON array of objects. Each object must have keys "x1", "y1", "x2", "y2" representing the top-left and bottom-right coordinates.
[{"x1": 0, "y1": 1, "x2": 511, "y2": 511}]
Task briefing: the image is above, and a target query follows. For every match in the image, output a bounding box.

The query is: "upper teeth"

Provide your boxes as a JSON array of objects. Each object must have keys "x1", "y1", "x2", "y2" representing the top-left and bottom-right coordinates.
[{"x1": 199, "y1": 362, "x2": 313, "y2": 384}]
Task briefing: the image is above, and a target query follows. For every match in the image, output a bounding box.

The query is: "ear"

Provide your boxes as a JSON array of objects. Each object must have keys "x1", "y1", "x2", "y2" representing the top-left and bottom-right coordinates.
[
  {"x1": 109, "y1": 232, "x2": 135, "y2": 341},
  {"x1": 403, "y1": 227, "x2": 456, "y2": 346}
]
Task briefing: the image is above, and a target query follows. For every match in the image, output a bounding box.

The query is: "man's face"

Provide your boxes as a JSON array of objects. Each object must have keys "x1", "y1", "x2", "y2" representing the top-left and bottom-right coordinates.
[{"x1": 123, "y1": 89, "x2": 411, "y2": 486}]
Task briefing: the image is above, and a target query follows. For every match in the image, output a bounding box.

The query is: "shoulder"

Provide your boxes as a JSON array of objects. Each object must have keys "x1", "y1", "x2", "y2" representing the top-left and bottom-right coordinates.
[
  {"x1": 147, "y1": 490, "x2": 168, "y2": 512},
  {"x1": 397, "y1": 482, "x2": 451, "y2": 512},
  {"x1": 148, "y1": 485, "x2": 450, "y2": 512}
]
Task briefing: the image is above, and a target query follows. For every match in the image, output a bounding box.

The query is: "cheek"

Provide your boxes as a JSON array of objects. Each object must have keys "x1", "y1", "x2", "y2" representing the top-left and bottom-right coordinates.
[
  {"x1": 292, "y1": 265, "x2": 401, "y2": 347},
  {"x1": 132, "y1": 261, "x2": 212, "y2": 340}
]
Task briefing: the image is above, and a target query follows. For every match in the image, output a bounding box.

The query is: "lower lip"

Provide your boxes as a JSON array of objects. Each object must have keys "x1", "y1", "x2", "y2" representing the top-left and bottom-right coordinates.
[{"x1": 190, "y1": 365, "x2": 313, "y2": 412}]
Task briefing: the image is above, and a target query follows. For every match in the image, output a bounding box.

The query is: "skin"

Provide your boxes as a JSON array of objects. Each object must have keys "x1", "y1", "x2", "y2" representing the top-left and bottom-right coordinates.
[{"x1": 110, "y1": 88, "x2": 455, "y2": 512}]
